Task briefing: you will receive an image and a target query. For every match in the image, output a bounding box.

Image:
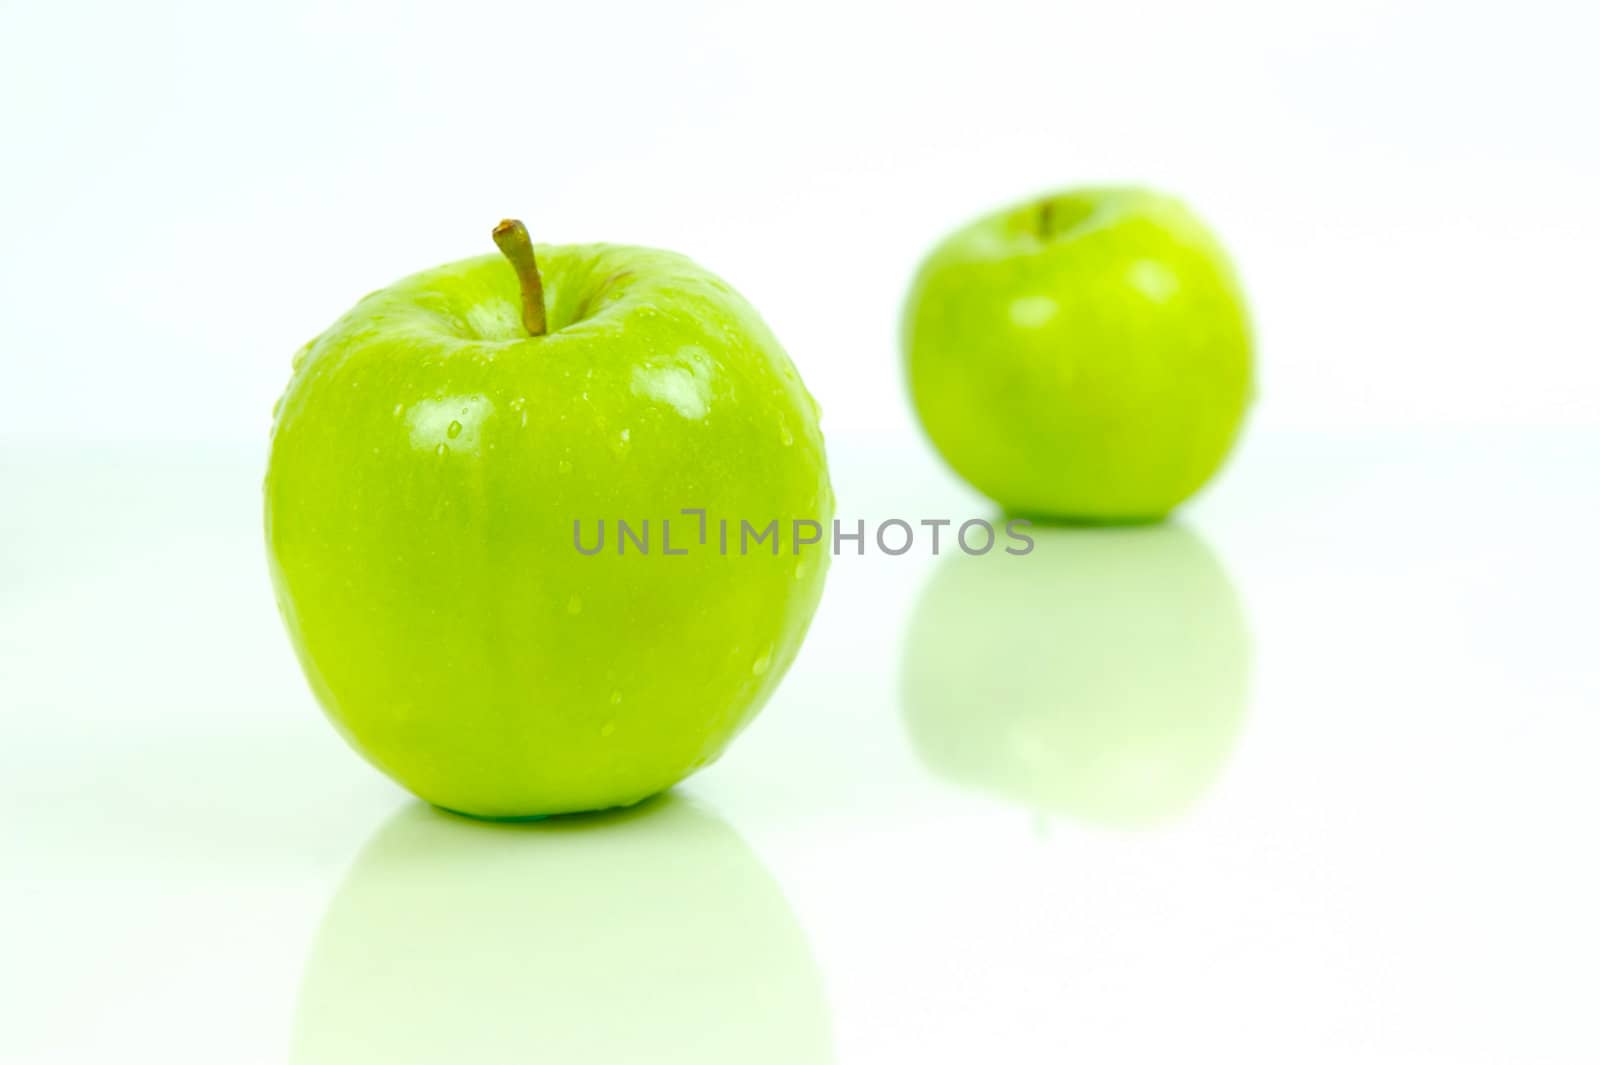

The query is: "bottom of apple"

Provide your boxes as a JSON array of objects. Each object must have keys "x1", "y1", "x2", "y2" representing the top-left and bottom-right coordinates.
[
  {"x1": 1005, "y1": 507, "x2": 1173, "y2": 528},
  {"x1": 430, "y1": 789, "x2": 669, "y2": 824}
]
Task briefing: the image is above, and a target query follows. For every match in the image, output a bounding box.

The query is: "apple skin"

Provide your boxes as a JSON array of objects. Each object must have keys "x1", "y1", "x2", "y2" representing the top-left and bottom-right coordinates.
[
  {"x1": 903, "y1": 187, "x2": 1253, "y2": 522},
  {"x1": 292, "y1": 797, "x2": 832, "y2": 1064},
  {"x1": 266, "y1": 243, "x2": 832, "y2": 818},
  {"x1": 901, "y1": 525, "x2": 1249, "y2": 827}
]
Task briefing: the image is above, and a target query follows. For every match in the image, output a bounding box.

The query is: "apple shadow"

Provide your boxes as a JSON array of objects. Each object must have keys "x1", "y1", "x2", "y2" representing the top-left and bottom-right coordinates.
[
  {"x1": 900, "y1": 523, "x2": 1251, "y2": 829},
  {"x1": 291, "y1": 794, "x2": 833, "y2": 1065}
]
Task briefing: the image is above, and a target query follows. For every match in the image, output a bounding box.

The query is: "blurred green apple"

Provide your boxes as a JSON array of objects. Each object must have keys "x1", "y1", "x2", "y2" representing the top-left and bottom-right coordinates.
[
  {"x1": 266, "y1": 222, "x2": 832, "y2": 818},
  {"x1": 903, "y1": 187, "x2": 1253, "y2": 522},
  {"x1": 901, "y1": 525, "x2": 1249, "y2": 827},
  {"x1": 293, "y1": 797, "x2": 832, "y2": 1065}
]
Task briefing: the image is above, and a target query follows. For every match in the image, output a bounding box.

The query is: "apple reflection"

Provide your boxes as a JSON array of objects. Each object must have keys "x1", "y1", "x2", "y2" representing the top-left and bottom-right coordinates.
[
  {"x1": 292, "y1": 796, "x2": 832, "y2": 1065},
  {"x1": 901, "y1": 524, "x2": 1250, "y2": 828}
]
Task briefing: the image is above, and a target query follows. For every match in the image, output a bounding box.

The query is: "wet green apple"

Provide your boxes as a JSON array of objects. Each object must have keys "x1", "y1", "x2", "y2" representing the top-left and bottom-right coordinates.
[
  {"x1": 903, "y1": 187, "x2": 1253, "y2": 522},
  {"x1": 266, "y1": 222, "x2": 832, "y2": 818}
]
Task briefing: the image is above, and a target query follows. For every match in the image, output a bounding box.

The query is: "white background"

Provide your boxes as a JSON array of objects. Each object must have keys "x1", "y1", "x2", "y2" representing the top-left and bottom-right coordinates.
[
  {"x1": 3, "y1": 0, "x2": 1598, "y2": 445},
  {"x1": 4, "y1": 2, "x2": 1599, "y2": 1064}
]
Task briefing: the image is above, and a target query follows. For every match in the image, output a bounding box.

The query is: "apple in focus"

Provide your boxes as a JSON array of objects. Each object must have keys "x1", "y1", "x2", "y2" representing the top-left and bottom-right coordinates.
[
  {"x1": 903, "y1": 187, "x2": 1253, "y2": 522},
  {"x1": 266, "y1": 222, "x2": 832, "y2": 818}
]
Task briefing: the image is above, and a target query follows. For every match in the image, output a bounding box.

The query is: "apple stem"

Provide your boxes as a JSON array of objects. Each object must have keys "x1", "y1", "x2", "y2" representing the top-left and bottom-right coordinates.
[{"x1": 492, "y1": 219, "x2": 548, "y2": 337}]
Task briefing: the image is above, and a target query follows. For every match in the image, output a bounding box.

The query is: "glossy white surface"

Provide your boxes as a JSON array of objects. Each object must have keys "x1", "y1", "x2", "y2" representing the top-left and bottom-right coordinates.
[{"x1": 3, "y1": 430, "x2": 1597, "y2": 1064}]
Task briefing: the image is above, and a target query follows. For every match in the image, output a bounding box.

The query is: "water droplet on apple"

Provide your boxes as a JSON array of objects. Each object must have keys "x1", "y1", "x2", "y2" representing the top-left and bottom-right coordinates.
[
  {"x1": 600, "y1": 720, "x2": 618, "y2": 737},
  {"x1": 751, "y1": 647, "x2": 773, "y2": 676},
  {"x1": 795, "y1": 560, "x2": 810, "y2": 581},
  {"x1": 435, "y1": 443, "x2": 447, "y2": 457},
  {"x1": 557, "y1": 459, "x2": 573, "y2": 475},
  {"x1": 610, "y1": 690, "x2": 623, "y2": 706},
  {"x1": 392, "y1": 403, "x2": 404, "y2": 417},
  {"x1": 567, "y1": 594, "x2": 583, "y2": 615},
  {"x1": 447, "y1": 420, "x2": 463, "y2": 439}
]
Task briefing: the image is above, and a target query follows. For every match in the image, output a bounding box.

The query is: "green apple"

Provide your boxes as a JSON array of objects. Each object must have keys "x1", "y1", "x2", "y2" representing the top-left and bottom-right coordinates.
[
  {"x1": 903, "y1": 187, "x2": 1253, "y2": 522},
  {"x1": 293, "y1": 797, "x2": 832, "y2": 1064},
  {"x1": 266, "y1": 221, "x2": 832, "y2": 819},
  {"x1": 901, "y1": 525, "x2": 1249, "y2": 827}
]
